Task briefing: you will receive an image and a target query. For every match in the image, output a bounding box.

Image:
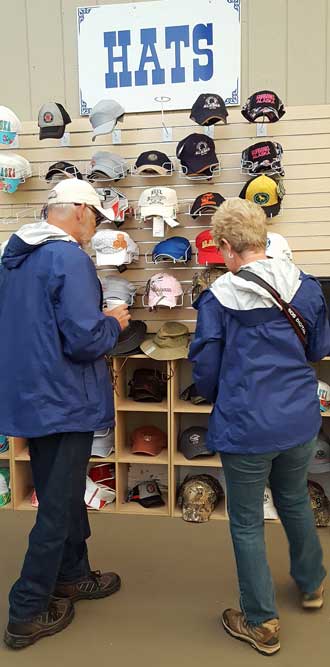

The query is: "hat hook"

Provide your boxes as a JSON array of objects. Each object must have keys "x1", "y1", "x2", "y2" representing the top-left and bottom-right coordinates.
[{"x1": 154, "y1": 96, "x2": 171, "y2": 137}]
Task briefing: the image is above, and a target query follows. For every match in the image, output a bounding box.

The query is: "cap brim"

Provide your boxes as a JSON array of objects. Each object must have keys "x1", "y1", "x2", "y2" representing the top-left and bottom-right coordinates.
[
  {"x1": 92, "y1": 119, "x2": 117, "y2": 141},
  {"x1": 197, "y1": 251, "x2": 225, "y2": 265},
  {"x1": 95, "y1": 204, "x2": 114, "y2": 221},
  {"x1": 140, "y1": 339, "x2": 189, "y2": 360},
  {"x1": 140, "y1": 205, "x2": 176, "y2": 218},
  {"x1": 39, "y1": 126, "x2": 65, "y2": 139},
  {"x1": 263, "y1": 202, "x2": 281, "y2": 218},
  {"x1": 95, "y1": 248, "x2": 126, "y2": 266},
  {"x1": 131, "y1": 444, "x2": 163, "y2": 456},
  {"x1": 200, "y1": 114, "x2": 228, "y2": 125},
  {"x1": 135, "y1": 165, "x2": 168, "y2": 175},
  {"x1": 183, "y1": 157, "x2": 218, "y2": 176},
  {"x1": 191, "y1": 205, "x2": 218, "y2": 218}
]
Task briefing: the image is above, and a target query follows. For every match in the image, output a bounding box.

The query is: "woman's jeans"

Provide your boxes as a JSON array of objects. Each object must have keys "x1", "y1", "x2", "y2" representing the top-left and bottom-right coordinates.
[{"x1": 221, "y1": 438, "x2": 326, "y2": 626}]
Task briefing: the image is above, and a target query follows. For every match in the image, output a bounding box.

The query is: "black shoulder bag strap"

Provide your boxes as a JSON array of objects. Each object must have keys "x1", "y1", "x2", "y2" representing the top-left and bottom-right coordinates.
[{"x1": 236, "y1": 269, "x2": 308, "y2": 349}]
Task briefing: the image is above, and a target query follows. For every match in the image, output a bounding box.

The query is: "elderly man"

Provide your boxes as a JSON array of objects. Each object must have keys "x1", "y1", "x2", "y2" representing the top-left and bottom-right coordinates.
[{"x1": 0, "y1": 178, "x2": 130, "y2": 649}]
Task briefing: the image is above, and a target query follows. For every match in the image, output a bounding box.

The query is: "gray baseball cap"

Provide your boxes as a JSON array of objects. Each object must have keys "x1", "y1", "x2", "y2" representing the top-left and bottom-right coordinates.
[
  {"x1": 89, "y1": 99, "x2": 125, "y2": 141},
  {"x1": 101, "y1": 276, "x2": 136, "y2": 306},
  {"x1": 38, "y1": 102, "x2": 71, "y2": 139},
  {"x1": 178, "y1": 426, "x2": 211, "y2": 460},
  {"x1": 87, "y1": 151, "x2": 129, "y2": 181}
]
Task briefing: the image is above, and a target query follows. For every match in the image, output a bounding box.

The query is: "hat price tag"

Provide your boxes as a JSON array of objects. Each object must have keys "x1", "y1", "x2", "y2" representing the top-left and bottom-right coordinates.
[
  {"x1": 164, "y1": 216, "x2": 180, "y2": 228},
  {"x1": 153, "y1": 216, "x2": 165, "y2": 238},
  {"x1": 203, "y1": 125, "x2": 214, "y2": 139},
  {"x1": 59, "y1": 132, "x2": 70, "y2": 147},
  {"x1": 112, "y1": 129, "x2": 122, "y2": 144},
  {"x1": 256, "y1": 123, "x2": 268, "y2": 137}
]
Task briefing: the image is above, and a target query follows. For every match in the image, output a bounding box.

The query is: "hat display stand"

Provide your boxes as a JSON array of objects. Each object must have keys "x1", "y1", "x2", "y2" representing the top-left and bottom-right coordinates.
[
  {"x1": 240, "y1": 160, "x2": 284, "y2": 177},
  {"x1": 142, "y1": 292, "x2": 184, "y2": 309},
  {"x1": 0, "y1": 206, "x2": 38, "y2": 226},
  {"x1": 38, "y1": 160, "x2": 86, "y2": 182},
  {"x1": 177, "y1": 159, "x2": 221, "y2": 181},
  {"x1": 130, "y1": 162, "x2": 175, "y2": 178}
]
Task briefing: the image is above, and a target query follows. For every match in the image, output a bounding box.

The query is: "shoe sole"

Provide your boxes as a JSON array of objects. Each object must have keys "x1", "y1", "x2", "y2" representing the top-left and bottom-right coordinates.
[
  {"x1": 3, "y1": 606, "x2": 74, "y2": 650},
  {"x1": 302, "y1": 599, "x2": 324, "y2": 609},
  {"x1": 56, "y1": 577, "x2": 121, "y2": 603},
  {"x1": 222, "y1": 616, "x2": 280, "y2": 656}
]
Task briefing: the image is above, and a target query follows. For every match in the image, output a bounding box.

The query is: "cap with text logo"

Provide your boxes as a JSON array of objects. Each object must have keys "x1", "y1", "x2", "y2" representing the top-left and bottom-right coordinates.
[
  {"x1": 134, "y1": 150, "x2": 173, "y2": 175},
  {"x1": 87, "y1": 151, "x2": 129, "y2": 182},
  {"x1": 178, "y1": 426, "x2": 212, "y2": 460},
  {"x1": 144, "y1": 272, "x2": 183, "y2": 309},
  {"x1": 190, "y1": 94, "x2": 228, "y2": 126},
  {"x1": 89, "y1": 99, "x2": 125, "y2": 141},
  {"x1": 191, "y1": 192, "x2": 225, "y2": 218},
  {"x1": 0, "y1": 106, "x2": 21, "y2": 145},
  {"x1": 92, "y1": 229, "x2": 139, "y2": 266},
  {"x1": 0, "y1": 153, "x2": 32, "y2": 193},
  {"x1": 45, "y1": 161, "x2": 83, "y2": 183},
  {"x1": 318, "y1": 380, "x2": 330, "y2": 413},
  {"x1": 152, "y1": 236, "x2": 192, "y2": 264},
  {"x1": 47, "y1": 178, "x2": 115, "y2": 223},
  {"x1": 38, "y1": 103, "x2": 71, "y2": 139},
  {"x1": 138, "y1": 187, "x2": 178, "y2": 219},
  {"x1": 176, "y1": 133, "x2": 218, "y2": 176},
  {"x1": 239, "y1": 174, "x2": 285, "y2": 217},
  {"x1": 131, "y1": 425, "x2": 167, "y2": 457},
  {"x1": 241, "y1": 141, "x2": 284, "y2": 176},
  {"x1": 241, "y1": 90, "x2": 286, "y2": 123},
  {"x1": 195, "y1": 230, "x2": 225, "y2": 265},
  {"x1": 266, "y1": 232, "x2": 292, "y2": 260}
]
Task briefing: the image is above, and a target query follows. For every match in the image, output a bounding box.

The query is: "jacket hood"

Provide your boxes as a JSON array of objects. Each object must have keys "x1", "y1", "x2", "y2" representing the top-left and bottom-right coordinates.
[
  {"x1": 0, "y1": 220, "x2": 77, "y2": 268},
  {"x1": 210, "y1": 257, "x2": 301, "y2": 323}
]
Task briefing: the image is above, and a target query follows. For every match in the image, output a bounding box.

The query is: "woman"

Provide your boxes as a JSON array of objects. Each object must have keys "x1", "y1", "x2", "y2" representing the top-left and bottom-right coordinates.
[{"x1": 189, "y1": 198, "x2": 330, "y2": 656}]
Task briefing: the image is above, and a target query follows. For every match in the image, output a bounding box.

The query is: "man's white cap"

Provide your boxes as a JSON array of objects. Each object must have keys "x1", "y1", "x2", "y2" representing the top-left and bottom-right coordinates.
[
  {"x1": 138, "y1": 187, "x2": 178, "y2": 219},
  {"x1": 91, "y1": 229, "x2": 139, "y2": 266},
  {"x1": 266, "y1": 232, "x2": 292, "y2": 260},
  {"x1": 47, "y1": 177, "x2": 114, "y2": 221}
]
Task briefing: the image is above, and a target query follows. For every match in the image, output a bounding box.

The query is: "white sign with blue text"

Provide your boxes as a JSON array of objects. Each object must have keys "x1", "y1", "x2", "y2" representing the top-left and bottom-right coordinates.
[{"x1": 77, "y1": 0, "x2": 241, "y2": 115}]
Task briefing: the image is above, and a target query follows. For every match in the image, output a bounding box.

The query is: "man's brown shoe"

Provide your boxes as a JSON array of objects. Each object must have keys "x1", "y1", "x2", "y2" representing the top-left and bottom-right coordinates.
[
  {"x1": 302, "y1": 583, "x2": 325, "y2": 609},
  {"x1": 222, "y1": 608, "x2": 280, "y2": 656},
  {"x1": 4, "y1": 598, "x2": 74, "y2": 650},
  {"x1": 53, "y1": 570, "x2": 121, "y2": 602}
]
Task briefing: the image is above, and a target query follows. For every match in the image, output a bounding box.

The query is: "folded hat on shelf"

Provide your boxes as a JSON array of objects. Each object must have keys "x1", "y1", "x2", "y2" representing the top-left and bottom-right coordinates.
[
  {"x1": 241, "y1": 90, "x2": 286, "y2": 123},
  {"x1": 38, "y1": 102, "x2": 71, "y2": 139},
  {"x1": 178, "y1": 426, "x2": 212, "y2": 460},
  {"x1": 130, "y1": 425, "x2": 167, "y2": 455},
  {"x1": 177, "y1": 474, "x2": 223, "y2": 522},
  {"x1": 129, "y1": 368, "x2": 167, "y2": 403},
  {"x1": 190, "y1": 94, "x2": 228, "y2": 126},
  {"x1": 91, "y1": 429, "x2": 115, "y2": 458},
  {"x1": 126, "y1": 480, "x2": 165, "y2": 508},
  {"x1": 89, "y1": 99, "x2": 125, "y2": 141}
]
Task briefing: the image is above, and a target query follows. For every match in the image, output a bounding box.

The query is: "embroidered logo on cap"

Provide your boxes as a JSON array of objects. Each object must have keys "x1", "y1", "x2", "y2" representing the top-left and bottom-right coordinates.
[
  {"x1": 203, "y1": 96, "x2": 221, "y2": 109},
  {"x1": 254, "y1": 192, "x2": 270, "y2": 205},
  {"x1": 147, "y1": 188, "x2": 166, "y2": 205},
  {"x1": 195, "y1": 142, "x2": 210, "y2": 156},
  {"x1": 43, "y1": 112, "x2": 54, "y2": 124},
  {"x1": 148, "y1": 153, "x2": 158, "y2": 162},
  {"x1": 189, "y1": 433, "x2": 201, "y2": 445},
  {"x1": 251, "y1": 145, "x2": 271, "y2": 160},
  {"x1": 200, "y1": 193, "x2": 217, "y2": 207},
  {"x1": 256, "y1": 93, "x2": 275, "y2": 105}
]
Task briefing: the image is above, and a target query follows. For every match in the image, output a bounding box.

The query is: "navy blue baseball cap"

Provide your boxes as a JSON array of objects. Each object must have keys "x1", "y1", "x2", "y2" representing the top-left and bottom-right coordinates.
[
  {"x1": 152, "y1": 236, "x2": 192, "y2": 263},
  {"x1": 176, "y1": 133, "x2": 218, "y2": 176}
]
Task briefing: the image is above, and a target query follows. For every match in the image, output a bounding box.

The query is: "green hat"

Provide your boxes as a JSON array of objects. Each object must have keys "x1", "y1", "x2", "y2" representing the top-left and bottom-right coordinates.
[{"x1": 140, "y1": 321, "x2": 190, "y2": 360}]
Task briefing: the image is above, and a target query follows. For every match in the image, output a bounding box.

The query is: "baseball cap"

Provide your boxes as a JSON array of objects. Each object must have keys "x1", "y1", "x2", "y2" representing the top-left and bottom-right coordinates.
[
  {"x1": 131, "y1": 425, "x2": 167, "y2": 456},
  {"x1": 318, "y1": 380, "x2": 330, "y2": 412},
  {"x1": 87, "y1": 151, "x2": 129, "y2": 181},
  {"x1": 101, "y1": 275, "x2": 136, "y2": 306},
  {"x1": 129, "y1": 368, "x2": 167, "y2": 402},
  {"x1": 176, "y1": 133, "x2": 218, "y2": 176},
  {"x1": 190, "y1": 192, "x2": 225, "y2": 218},
  {"x1": 127, "y1": 480, "x2": 165, "y2": 508},
  {"x1": 89, "y1": 99, "x2": 125, "y2": 141},
  {"x1": 92, "y1": 229, "x2": 138, "y2": 266},
  {"x1": 91, "y1": 428, "x2": 115, "y2": 457},
  {"x1": 178, "y1": 426, "x2": 212, "y2": 460},
  {"x1": 152, "y1": 237, "x2": 192, "y2": 263},
  {"x1": 190, "y1": 94, "x2": 228, "y2": 126},
  {"x1": 239, "y1": 174, "x2": 284, "y2": 217},
  {"x1": 266, "y1": 232, "x2": 292, "y2": 260},
  {"x1": 263, "y1": 486, "x2": 279, "y2": 520},
  {"x1": 140, "y1": 321, "x2": 190, "y2": 360},
  {"x1": 143, "y1": 272, "x2": 183, "y2": 309},
  {"x1": 47, "y1": 178, "x2": 115, "y2": 223},
  {"x1": 241, "y1": 141, "x2": 284, "y2": 176},
  {"x1": 138, "y1": 187, "x2": 178, "y2": 219},
  {"x1": 195, "y1": 230, "x2": 225, "y2": 265},
  {"x1": 45, "y1": 161, "x2": 83, "y2": 182},
  {"x1": 0, "y1": 435, "x2": 9, "y2": 453},
  {"x1": 38, "y1": 102, "x2": 71, "y2": 139},
  {"x1": 241, "y1": 90, "x2": 286, "y2": 123},
  {"x1": 0, "y1": 106, "x2": 21, "y2": 145},
  {"x1": 0, "y1": 153, "x2": 32, "y2": 193},
  {"x1": 177, "y1": 474, "x2": 223, "y2": 522},
  {"x1": 110, "y1": 320, "x2": 147, "y2": 356},
  {"x1": 134, "y1": 151, "x2": 173, "y2": 175},
  {"x1": 308, "y1": 480, "x2": 330, "y2": 527},
  {"x1": 0, "y1": 468, "x2": 11, "y2": 507},
  {"x1": 309, "y1": 430, "x2": 330, "y2": 474},
  {"x1": 180, "y1": 384, "x2": 210, "y2": 405},
  {"x1": 96, "y1": 187, "x2": 129, "y2": 227}
]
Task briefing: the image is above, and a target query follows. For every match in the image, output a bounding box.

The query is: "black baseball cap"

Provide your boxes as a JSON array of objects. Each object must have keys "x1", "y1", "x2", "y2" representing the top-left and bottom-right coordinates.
[
  {"x1": 45, "y1": 161, "x2": 83, "y2": 183},
  {"x1": 176, "y1": 133, "x2": 218, "y2": 176},
  {"x1": 190, "y1": 192, "x2": 225, "y2": 218},
  {"x1": 241, "y1": 141, "x2": 284, "y2": 176},
  {"x1": 241, "y1": 90, "x2": 285, "y2": 123},
  {"x1": 134, "y1": 151, "x2": 173, "y2": 175},
  {"x1": 178, "y1": 426, "x2": 212, "y2": 460},
  {"x1": 38, "y1": 103, "x2": 71, "y2": 139},
  {"x1": 190, "y1": 94, "x2": 228, "y2": 126},
  {"x1": 110, "y1": 320, "x2": 147, "y2": 357}
]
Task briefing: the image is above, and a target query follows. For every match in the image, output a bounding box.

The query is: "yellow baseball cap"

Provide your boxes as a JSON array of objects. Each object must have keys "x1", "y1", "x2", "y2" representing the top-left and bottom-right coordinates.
[{"x1": 239, "y1": 174, "x2": 284, "y2": 218}]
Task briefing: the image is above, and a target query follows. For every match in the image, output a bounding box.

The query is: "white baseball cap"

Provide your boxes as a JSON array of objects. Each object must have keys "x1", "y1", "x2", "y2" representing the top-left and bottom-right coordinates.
[
  {"x1": 266, "y1": 232, "x2": 292, "y2": 260},
  {"x1": 138, "y1": 187, "x2": 178, "y2": 219},
  {"x1": 263, "y1": 486, "x2": 279, "y2": 520},
  {"x1": 318, "y1": 380, "x2": 330, "y2": 412},
  {"x1": 47, "y1": 178, "x2": 114, "y2": 222},
  {"x1": 0, "y1": 106, "x2": 21, "y2": 145},
  {"x1": 92, "y1": 229, "x2": 139, "y2": 266}
]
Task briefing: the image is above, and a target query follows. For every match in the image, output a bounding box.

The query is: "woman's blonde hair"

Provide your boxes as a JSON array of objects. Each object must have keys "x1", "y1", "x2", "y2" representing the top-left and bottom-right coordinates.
[{"x1": 211, "y1": 197, "x2": 267, "y2": 254}]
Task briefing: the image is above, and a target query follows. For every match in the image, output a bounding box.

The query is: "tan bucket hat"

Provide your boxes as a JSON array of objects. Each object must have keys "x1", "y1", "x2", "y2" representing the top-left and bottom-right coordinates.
[{"x1": 140, "y1": 321, "x2": 190, "y2": 360}]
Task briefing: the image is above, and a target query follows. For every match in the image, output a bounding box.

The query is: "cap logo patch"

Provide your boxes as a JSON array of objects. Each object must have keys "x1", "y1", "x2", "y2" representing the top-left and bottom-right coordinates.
[
  {"x1": 200, "y1": 193, "x2": 217, "y2": 207},
  {"x1": 113, "y1": 233, "x2": 128, "y2": 250},
  {"x1": 254, "y1": 192, "x2": 270, "y2": 205},
  {"x1": 203, "y1": 96, "x2": 220, "y2": 109},
  {"x1": 256, "y1": 93, "x2": 275, "y2": 105},
  {"x1": 143, "y1": 435, "x2": 152, "y2": 442},
  {"x1": 189, "y1": 434, "x2": 200, "y2": 445},
  {"x1": 195, "y1": 141, "x2": 210, "y2": 156},
  {"x1": 251, "y1": 145, "x2": 271, "y2": 160},
  {"x1": 146, "y1": 482, "x2": 156, "y2": 494},
  {"x1": 148, "y1": 153, "x2": 158, "y2": 162},
  {"x1": 147, "y1": 188, "x2": 166, "y2": 205},
  {"x1": 201, "y1": 238, "x2": 216, "y2": 249},
  {"x1": 43, "y1": 112, "x2": 54, "y2": 123}
]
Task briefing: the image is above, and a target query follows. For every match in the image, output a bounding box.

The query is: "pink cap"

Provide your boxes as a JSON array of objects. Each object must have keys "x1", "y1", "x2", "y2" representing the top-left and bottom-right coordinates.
[{"x1": 147, "y1": 272, "x2": 183, "y2": 309}]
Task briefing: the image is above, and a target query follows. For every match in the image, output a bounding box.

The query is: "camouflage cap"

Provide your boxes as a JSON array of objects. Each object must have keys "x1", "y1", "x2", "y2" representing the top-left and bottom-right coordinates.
[
  {"x1": 191, "y1": 267, "x2": 226, "y2": 303},
  {"x1": 308, "y1": 480, "x2": 330, "y2": 527},
  {"x1": 177, "y1": 474, "x2": 223, "y2": 522}
]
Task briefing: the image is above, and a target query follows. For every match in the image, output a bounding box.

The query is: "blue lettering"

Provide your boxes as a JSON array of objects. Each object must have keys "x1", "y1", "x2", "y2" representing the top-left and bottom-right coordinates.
[
  {"x1": 135, "y1": 28, "x2": 165, "y2": 86},
  {"x1": 165, "y1": 25, "x2": 189, "y2": 83},
  {"x1": 193, "y1": 23, "x2": 213, "y2": 82},
  {"x1": 104, "y1": 30, "x2": 132, "y2": 88}
]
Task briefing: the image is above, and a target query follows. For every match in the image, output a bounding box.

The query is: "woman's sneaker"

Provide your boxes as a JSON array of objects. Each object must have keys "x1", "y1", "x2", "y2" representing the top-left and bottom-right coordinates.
[
  {"x1": 302, "y1": 583, "x2": 325, "y2": 609},
  {"x1": 222, "y1": 608, "x2": 280, "y2": 656},
  {"x1": 4, "y1": 598, "x2": 74, "y2": 649}
]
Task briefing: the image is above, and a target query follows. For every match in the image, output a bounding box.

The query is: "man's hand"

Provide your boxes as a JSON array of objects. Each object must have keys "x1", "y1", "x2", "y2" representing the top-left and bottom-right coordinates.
[{"x1": 104, "y1": 304, "x2": 131, "y2": 331}]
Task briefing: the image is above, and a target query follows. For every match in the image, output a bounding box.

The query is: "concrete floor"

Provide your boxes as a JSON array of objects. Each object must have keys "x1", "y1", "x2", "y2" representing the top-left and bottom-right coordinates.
[{"x1": 0, "y1": 511, "x2": 329, "y2": 667}]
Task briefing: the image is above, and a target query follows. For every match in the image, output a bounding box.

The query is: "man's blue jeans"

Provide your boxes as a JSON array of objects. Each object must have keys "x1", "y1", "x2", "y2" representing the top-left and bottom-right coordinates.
[{"x1": 221, "y1": 438, "x2": 326, "y2": 626}]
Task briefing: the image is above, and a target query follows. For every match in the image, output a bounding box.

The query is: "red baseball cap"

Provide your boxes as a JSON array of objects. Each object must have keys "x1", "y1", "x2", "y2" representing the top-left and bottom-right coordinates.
[{"x1": 195, "y1": 230, "x2": 225, "y2": 265}]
